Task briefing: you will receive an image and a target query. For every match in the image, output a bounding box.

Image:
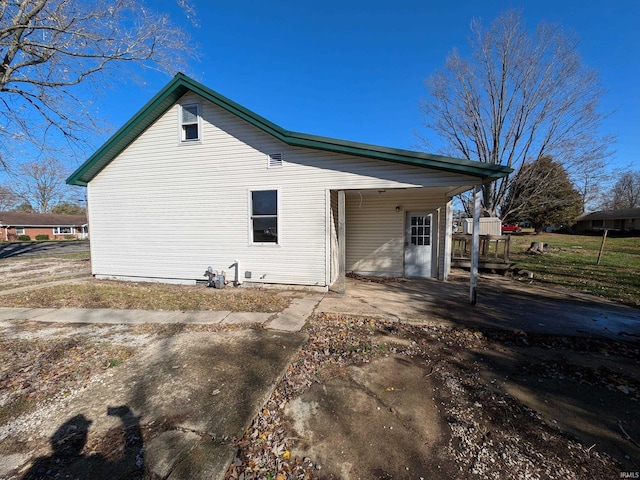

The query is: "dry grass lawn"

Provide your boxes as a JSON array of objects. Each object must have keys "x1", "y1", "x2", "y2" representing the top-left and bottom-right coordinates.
[{"x1": 1, "y1": 280, "x2": 290, "y2": 313}]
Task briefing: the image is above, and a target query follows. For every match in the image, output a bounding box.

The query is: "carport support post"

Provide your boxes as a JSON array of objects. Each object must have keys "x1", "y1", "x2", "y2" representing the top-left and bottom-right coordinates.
[
  {"x1": 470, "y1": 185, "x2": 481, "y2": 305},
  {"x1": 338, "y1": 190, "x2": 346, "y2": 294}
]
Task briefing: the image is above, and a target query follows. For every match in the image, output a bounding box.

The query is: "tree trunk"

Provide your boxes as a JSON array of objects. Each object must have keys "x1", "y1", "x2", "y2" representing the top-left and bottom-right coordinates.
[{"x1": 527, "y1": 242, "x2": 545, "y2": 254}]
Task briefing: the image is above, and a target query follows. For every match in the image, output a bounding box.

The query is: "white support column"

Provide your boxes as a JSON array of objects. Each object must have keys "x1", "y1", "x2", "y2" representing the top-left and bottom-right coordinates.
[
  {"x1": 442, "y1": 199, "x2": 453, "y2": 280},
  {"x1": 470, "y1": 185, "x2": 481, "y2": 305},
  {"x1": 337, "y1": 190, "x2": 346, "y2": 294}
]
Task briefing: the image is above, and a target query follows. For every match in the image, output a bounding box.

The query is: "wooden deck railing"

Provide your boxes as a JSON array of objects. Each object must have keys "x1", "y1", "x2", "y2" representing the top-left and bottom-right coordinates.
[{"x1": 451, "y1": 234, "x2": 512, "y2": 270}]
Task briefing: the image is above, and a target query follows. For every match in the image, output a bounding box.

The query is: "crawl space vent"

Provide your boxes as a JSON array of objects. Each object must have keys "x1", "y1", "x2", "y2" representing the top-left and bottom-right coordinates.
[{"x1": 268, "y1": 153, "x2": 283, "y2": 168}]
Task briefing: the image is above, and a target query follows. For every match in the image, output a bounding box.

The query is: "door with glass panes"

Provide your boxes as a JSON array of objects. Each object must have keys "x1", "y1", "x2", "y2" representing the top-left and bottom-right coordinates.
[{"x1": 404, "y1": 212, "x2": 433, "y2": 278}]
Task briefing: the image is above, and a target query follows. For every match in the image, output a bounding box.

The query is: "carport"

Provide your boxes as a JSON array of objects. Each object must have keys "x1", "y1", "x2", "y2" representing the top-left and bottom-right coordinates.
[{"x1": 332, "y1": 184, "x2": 491, "y2": 304}]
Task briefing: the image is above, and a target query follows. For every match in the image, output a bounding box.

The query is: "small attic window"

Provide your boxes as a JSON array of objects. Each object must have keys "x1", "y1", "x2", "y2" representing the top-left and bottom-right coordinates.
[
  {"x1": 268, "y1": 153, "x2": 283, "y2": 168},
  {"x1": 180, "y1": 103, "x2": 200, "y2": 142}
]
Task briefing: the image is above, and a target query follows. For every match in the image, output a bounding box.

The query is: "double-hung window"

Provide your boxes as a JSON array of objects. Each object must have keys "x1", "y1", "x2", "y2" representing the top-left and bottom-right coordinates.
[
  {"x1": 251, "y1": 190, "x2": 278, "y2": 244},
  {"x1": 54, "y1": 227, "x2": 74, "y2": 235},
  {"x1": 180, "y1": 104, "x2": 200, "y2": 142},
  {"x1": 15, "y1": 227, "x2": 25, "y2": 235}
]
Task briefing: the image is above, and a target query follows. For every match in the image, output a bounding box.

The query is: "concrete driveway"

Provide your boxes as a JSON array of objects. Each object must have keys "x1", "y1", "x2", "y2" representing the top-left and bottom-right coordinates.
[{"x1": 319, "y1": 274, "x2": 640, "y2": 340}]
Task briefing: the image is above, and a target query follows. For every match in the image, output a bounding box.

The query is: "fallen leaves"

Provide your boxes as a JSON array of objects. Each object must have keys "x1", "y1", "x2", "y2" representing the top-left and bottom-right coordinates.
[
  {"x1": 0, "y1": 334, "x2": 135, "y2": 424},
  {"x1": 225, "y1": 313, "x2": 633, "y2": 479}
]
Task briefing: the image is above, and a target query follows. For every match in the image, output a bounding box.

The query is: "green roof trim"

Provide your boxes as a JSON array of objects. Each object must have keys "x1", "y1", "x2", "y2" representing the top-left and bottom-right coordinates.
[{"x1": 67, "y1": 73, "x2": 512, "y2": 186}]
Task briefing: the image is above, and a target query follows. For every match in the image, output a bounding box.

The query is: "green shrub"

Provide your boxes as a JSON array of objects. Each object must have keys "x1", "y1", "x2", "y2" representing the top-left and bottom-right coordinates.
[
  {"x1": 17, "y1": 235, "x2": 31, "y2": 241},
  {"x1": 35, "y1": 234, "x2": 50, "y2": 241}
]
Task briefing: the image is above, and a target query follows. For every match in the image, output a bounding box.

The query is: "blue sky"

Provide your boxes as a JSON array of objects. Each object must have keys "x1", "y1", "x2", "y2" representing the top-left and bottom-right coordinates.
[{"x1": 97, "y1": 0, "x2": 640, "y2": 173}]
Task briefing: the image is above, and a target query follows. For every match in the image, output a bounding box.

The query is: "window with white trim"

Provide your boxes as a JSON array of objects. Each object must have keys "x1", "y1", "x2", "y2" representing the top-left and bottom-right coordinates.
[
  {"x1": 54, "y1": 226, "x2": 75, "y2": 235},
  {"x1": 15, "y1": 227, "x2": 25, "y2": 235},
  {"x1": 180, "y1": 103, "x2": 200, "y2": 142},
  {"x1": 251, "y1": 190, "x2": 278, "y2": 243}
]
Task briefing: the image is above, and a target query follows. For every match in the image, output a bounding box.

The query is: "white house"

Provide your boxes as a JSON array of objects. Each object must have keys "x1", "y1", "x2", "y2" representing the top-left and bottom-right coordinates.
[{"x1": 67, "y1": 73, "x2": 510, "y2": 291}]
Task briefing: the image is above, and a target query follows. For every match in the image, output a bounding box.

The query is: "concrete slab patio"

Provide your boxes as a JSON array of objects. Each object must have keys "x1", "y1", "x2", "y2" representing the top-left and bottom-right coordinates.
[{"x1": 319, "y1": 275, "x2": 640, "y2": 340}]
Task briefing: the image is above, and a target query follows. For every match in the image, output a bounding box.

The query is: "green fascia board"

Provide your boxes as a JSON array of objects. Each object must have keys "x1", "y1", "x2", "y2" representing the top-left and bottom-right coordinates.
[
  {"x1": 67, "y1": 73, "x2": 512, "y2": 186},
  {"x1": 284, "y1": 132, "x2": 509, "y2": 179}
]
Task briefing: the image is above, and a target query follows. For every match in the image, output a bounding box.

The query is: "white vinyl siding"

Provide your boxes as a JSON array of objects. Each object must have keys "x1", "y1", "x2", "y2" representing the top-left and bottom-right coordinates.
[
  {"x1": 345, "y1": 189, "x2": 447, "y2": 278},
  {"x1": 87, "y1": 92, "x2": 478, "y2": 287}
]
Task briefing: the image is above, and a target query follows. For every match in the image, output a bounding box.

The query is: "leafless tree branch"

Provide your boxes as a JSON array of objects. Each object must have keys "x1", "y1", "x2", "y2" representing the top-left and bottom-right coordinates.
[
  {"x1": 420, "y1": 9, "x2": 613, "y2": 217},
  {"x1": 0, "y1": 0, "x2": 197, "y2": 168}
]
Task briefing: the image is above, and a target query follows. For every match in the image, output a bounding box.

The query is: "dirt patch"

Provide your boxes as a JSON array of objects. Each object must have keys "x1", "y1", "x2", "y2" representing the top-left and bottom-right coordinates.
[
  {"x1": 0, "y1": 257, "x2": 91, "y2": 291},
  {"x1": 0, "y1": 320, "x2": 305, "y2": 480},
  {"x1": 2, "y1": 253, "x2": 639, "y2": 479}
]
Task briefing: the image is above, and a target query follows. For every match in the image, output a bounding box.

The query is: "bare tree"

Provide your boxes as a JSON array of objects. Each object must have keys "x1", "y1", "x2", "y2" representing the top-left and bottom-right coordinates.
[
  {"x1": 420, "y1": 9, "x2": 612, "y2": 218},
  {"x1": 11, "y1": 157, "x2": 70, "y2": 212},
  {"x1": 0, "y1": 0, "x2": 195, "y2": 169},
  {"x1": 0, "y1": 184, "x2": 18, "y2": 210},
  {"x1": 601, "y1": 171, "x2": 640, "y2": 210}
]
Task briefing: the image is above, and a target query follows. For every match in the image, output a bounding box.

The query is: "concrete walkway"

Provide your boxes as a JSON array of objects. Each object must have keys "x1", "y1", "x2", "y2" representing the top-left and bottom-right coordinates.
[{"x1": 0, "y1": 293, "x2": 323, "y2": 333}]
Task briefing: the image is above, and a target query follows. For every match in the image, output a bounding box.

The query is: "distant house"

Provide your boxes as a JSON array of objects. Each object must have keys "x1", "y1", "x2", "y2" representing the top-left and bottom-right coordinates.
[
  {"x1": 575, "y1": 208, "x2": 640, "y2": 233},
  {"x1": 0, "y1": 212, "x2": 88, "y2": 241},
  {"x1": 67, "y1": 73, "x2": 510, "y2": 289}
]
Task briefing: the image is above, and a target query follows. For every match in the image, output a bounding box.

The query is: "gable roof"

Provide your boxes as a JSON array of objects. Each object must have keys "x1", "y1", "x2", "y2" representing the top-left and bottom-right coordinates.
[
  {"x1": 0, "y1": 212, "x2": 87, "y2": 227},
  {"x1": 67, "y1": 73, "x2": 512, "y2": 186},
  {"x1": 578, "y1": 208, "x2": 640, "y2": 221}
]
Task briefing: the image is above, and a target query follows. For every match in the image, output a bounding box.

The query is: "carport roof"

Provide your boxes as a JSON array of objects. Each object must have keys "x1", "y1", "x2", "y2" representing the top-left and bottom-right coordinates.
[{"x1": 67, "y1": 73, "x2": 512, "y2": 187}]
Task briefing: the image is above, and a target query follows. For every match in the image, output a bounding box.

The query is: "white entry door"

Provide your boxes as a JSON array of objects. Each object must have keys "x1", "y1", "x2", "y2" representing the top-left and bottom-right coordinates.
[{"x1": 404, "y1": 212, "x2": 433, "y2": 278}]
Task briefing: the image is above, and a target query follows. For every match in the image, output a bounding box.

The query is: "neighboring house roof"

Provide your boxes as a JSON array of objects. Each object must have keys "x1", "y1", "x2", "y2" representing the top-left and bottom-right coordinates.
[
  {"x1": 0, "y1": 212, "x2": 87, "y2": 227},
  {"x1": 577, "y1": 208, "x2": 640, "y2": 221},
  {"x1": 67, "y1": 73, "x2": 512, "y2": 187}
]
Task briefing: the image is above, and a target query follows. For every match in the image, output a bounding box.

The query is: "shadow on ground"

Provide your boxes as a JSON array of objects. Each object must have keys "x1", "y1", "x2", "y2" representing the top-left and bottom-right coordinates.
[
  {"x1": 3, "y1": 326, "x2": 306, "y2": 480},
  {"x1": 0, "y1": 242, "x2": 90, "y2": 259},
  {"x1": 22, "y1": 406, "x2": 143, "y2": 480}
]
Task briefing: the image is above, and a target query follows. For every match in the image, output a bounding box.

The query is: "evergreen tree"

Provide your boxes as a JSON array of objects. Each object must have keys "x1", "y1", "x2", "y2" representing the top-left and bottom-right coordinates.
[{"x1": 503, "y1": 156, "x2": 582, "y2": 232}]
